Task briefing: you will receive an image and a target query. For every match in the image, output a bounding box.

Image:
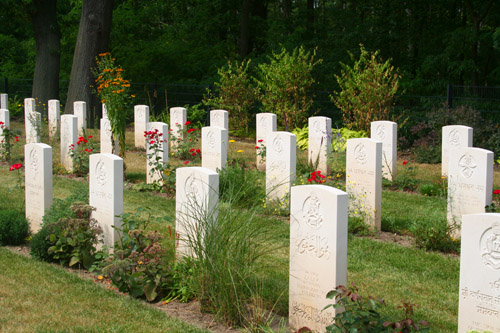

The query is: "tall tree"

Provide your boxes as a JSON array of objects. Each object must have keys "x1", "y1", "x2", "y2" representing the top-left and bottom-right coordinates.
[
  {"x1": 29, "y1": 0, "x2": 61, "y2": 114},
  {"x1": 64, "y1": 0, "x2": 113, "y2": 118}
]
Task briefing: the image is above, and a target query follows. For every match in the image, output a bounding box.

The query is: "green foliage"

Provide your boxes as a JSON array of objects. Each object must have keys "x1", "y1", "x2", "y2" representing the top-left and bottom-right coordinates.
[
  {"x1": 348, "y1": 216, "x2": 374, "y2": 236},
  {"x1": 419, "y1": 182, "x2": 447, "y2": 197},
  {"x1": 186, "y1": 103, "x2": 207, "y2": 129},
  {"x1": 219, "y1": 164, "x2": 265, "y2": 208},
  {"x1": 291, "y1": 125, "x2": 367, "y2": 152},
  {"x1": 179, "y1": 199, "x2": 282, "y2": 326},
  {"x1": 170, "y1": 121, "x2": 201, "y2": 162},
  {"x1": 0, "y1": 122, "x2": 21, "y2": 163},
  {"x1": 68, "y1": 133, "x2": 96, "y2": 177},
  {"x1": 324, "y1": 284, "x2": 429, "y2": 332},
  {"x1": 256, "y1": 46, "x2": 321, "y2": 130},
  {"x1": 205, "y1": 59, "x2": 258, "y2": 136},
  {"x1": 333, "y1": 45, "x2": 400, "y2": 132},
  {"x1": 93, "y1": 53, "x2": 134, "y2": 158},
  {"x1": 413, "y1": 218, "x2": 459, "y2": 253},
  {"x1": 383, "y1": 161, "x2": 419, "y2": 192},
  {"x1": 102, "y1": 209, "x2": 173, "y2": 302},
  {"x1": 0, "y1": 209, "x2": 29, "y2": 245},
  {"x1": 7, "y1": 95, "x2": 23, "y2": 118}
]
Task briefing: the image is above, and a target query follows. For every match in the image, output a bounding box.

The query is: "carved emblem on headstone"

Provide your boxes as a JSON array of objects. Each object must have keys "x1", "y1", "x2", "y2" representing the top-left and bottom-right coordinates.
[
  {"x1": 29, "y1": 147, "x2": 39, "y2": 180},
  {"x1": 313, "y1": 120, "x2": 322, "y2": 135},
  {"x1": 302, "y1": 194, "x2": 323, "y2": 229},
  {"x1": 95, "y1": 160, "x2": 107, "y2": 186},
  {"x1": 273, "y1": 136, "x2": 284, "y2": 153},
  {"x1": 259, "y1": 115, "x2": 267, "y2": 130},
  {"x1": 449, "y1": 129, "x2": 460, "y2": 146},
  {"x1": 185, "y1": 174, "x2": 203, "y2": 205},
  {"x1": 212, "y1": 112, "x2": 221, "y2": 125},
  {"x1": 376, "y1": 124, "x2": 385, "y2": 140},
  {"x1": 458, "y1": 154, "x2": 477, "y2": 178},
  {"x1": 354, "y1": 143, "x2": 367, "y2": 165},
  {"x1": 207, "y1": 130, "x2": 216, "y2": 150},
  {"x1": 481, "y1": 223, "x2": 500, "y2": 270}
]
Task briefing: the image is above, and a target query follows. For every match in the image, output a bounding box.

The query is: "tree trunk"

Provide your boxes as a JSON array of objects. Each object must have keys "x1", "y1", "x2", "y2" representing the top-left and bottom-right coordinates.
[
  {"x1": 64, "y1": 0, "x2": 113, "y2": 124},
  {"x1": 30, "y1": 0, "x2": 61, "y2": 117},
  {"x1": 239, "y1": 0, "x2": 250, "y2": 59}
]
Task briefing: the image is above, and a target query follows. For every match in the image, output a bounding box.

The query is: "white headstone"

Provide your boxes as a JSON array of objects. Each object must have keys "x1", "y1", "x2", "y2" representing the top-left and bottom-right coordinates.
[
  {"x1": 102, "y1": 103, "x2": 108, "y2": 119},
  {"x1": 201, "y1": 126, "x2": 228, "y2": 172},
  {"x1": 100, "y1": 117, "x2": 118, "y2": 155},
  {"x1": 146, "y1": 122, "x2": 169, "y2": 184},
  {"x1": 74, "y1": 101, "x2": 87, "y2": 136},
  {"x1": 458, "y1": 213, "x2": 500, "y2": 332},
  {"x1": 346, "y1": 138, "x2": 382, "y2": 230},
  {"x1": 170, "y1": 107, "x2": 187, "y2": 147},
  {"x1": 371, "y1": 121, "x2": 397, "y2": 180},
  {"x1": 447, "y1": 147, "x2": 493, "y2": 237},
  {"x1": 175, "y1": 167, "x2": 219, "y2": 258},
  {"x1": 134, "y1": 105, "x2": 149, "y2": 149},
  {"x1": 60, "y1": 115, "x2": 78, "y2": 171},
  {"x1": 256, "y1": 113, "x2": 277, "y2": 171},
  {"x1": 308, "y1": 116, "x2": 332, "y2": 175},
  {"x1": 89, "y1": 153, "x2": 123, "y2": 249},
  {"x1": 26, "y1": 111, "x2": 41, "y2": 144},
  {"x1": 210, "y1": 109, "x2": 228, "y2": 130},
  {"x1": 289, "y1": 185, "x2": 348, "y2": 332},
  {"x1": 24, "y1": 143, "x2": 52, "y2": 233},
  {"x1": 0, "y1": 94, "x2": 8, "y2": 109},
  {"x1": 442, "y1": 125, "x2": 473, "y2": 177},
  {"x1": 0, "y1": 109, "x2": 9, "y2": 144},
  {"x1": 48, "y1": 99, "x2": 60, "y2": 138},
  {"x1": 266, "y1": 132, "x2": 297, "y2": 202}
]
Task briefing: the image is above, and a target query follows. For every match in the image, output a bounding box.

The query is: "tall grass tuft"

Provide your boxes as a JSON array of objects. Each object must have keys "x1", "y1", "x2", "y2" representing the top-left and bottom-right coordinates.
[
  {"x1": 177, "y1": 189, "x2": 283, "y2": 326},
  {"x1": 218, "y1": 164, "x2": 265, "y2": 208}
]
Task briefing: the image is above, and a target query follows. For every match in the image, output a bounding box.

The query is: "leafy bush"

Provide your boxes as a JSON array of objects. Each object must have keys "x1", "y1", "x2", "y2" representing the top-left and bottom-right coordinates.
[
  {"x1": 257, "y1": 46, "x2": 321, "y2": 131},
  {"x1": 0, "y1": 209, "x2": 29, "y2": 245},
  {"x1": 31, "y1": 203, "x2": 103, "y2": 268},
  {"x1": 291, "y1": 125, "x2": 367, "y2": 152},
  {"x1": 101, "y1": 209, "x2": 173, "y2": 302},
  {"x1": 324, "y1": 284, "x2": 429, "y2": 332},
  {"x1": 204, "y1": 59, "x2": 258, "y2": 136},
  {"x1": 332, "y1": 44, "x2": 400, "y2": 132}
]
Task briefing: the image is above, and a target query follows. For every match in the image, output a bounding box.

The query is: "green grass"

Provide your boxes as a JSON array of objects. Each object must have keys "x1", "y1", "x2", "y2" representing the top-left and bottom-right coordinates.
[{"x1": 0, "y1": 247, "x2": 208, "y2": 332}]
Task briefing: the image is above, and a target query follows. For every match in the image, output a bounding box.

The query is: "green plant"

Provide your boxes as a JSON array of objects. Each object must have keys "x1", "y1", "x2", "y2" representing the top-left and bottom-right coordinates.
[
  {"x1": 332, "y1": 44, "x2": 400, "y2": 132},
  {"x1": 0, "y1": 209, "x2": 29, "y2": 245},
  {"x1": 170, "y1": 121, "x2": 201, "y2": 162},
  {"x1": 257, "y1": 46, "x2": 321, "y2": 131},
  {"x1": 7, "y1": 95, "x2": 23, "y2": 118},
  {"x1": 186, "y1": 103, "x2": 207, "y2": 129},
  {"x1": 101, "y1": 209, "x2": 173, "y2": 302},
  {"x1": 0, "y1": 121, "x2": 20, "y2": 162},
  {"x1": 413, "y1": 218, "x2": 459, "y2": 253},
  {"x1": 205, "y1": 59, "x2": 258, "y2": 136},
  {"x1": 93, "y1": 52, "x2": 134, "y2": 158},
  {"x1": 292, "y1": 125, "x2": 367, "y2": 153},
  {"x1": 219, "y1": 164, "x2": 266, "y2": 208},
  {"x1": 144, "y1": 127, "x2": 172, "y2": 192},
  {"x1": 68, "y1": 133, "x2": 96, "y2": 177},
  {"x1": 385, "y1": 161, "x2": 419, "y2": 192},
  {"x1": 324, "y1": 284, "x2": 429, "y2": 332}
]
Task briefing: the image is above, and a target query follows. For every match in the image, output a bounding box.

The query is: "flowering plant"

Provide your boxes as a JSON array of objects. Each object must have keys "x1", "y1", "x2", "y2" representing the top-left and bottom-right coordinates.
[
  {"x1": 144, "y1": 129, "x2": 176, "y2": 194},
  {"x1": 93, "y1": 53, "x2": 134, "y2": 158},
  {"x1": 171, "y1": 121, "x2": 201, "y2": 162},
  {"x1": 0, "y1": 121, "x2": 20, "y2": 162},
  {"x1": 308, "y1": 170, "x2": 326, "y2": 183},
  {"x1": 255, "y1": 139, "x2": 266, "y2": 166},
  {"x1": 69, "y1": 134, "x2": 95, "y2": 177}
]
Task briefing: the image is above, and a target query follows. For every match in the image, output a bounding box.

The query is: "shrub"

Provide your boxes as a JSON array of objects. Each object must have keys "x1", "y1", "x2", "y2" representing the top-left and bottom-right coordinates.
[
  {"x1": 257, "y1": 46, "x2": 321, "y2": 131},
  {"x1": 204, "y1": 59, "x2": 258, "y2": 136},
  {"x1": 219, "y1": 164, "x2": 265, "y2": 208},
  {"x1": 332, "y1": 44, "x2": 400, "y2": 132},
  {"x1": 0, "y1": 209, "x2": 29, "y2": 245},
  {"x1": 413, "y1": 219, "x2": 459, "y2": 253}
]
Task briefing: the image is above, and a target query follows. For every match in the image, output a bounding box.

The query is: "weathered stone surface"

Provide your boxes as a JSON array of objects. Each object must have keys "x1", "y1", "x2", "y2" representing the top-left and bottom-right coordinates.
[
  {"x1": 74, "y1": 101, "x2": 87, "y2": 136},
  {"x1": 442, "y1": 125, "x2": 473, "y2": 177},
  {"x1": 266, "y1": 132, "x2": 296, "y2": 202},
  {"x1": 308, "y1": 116, "x2": 332, "y2": 175},
  {"x1": 60, "y1": 115, "x2": 78, "y2": 171},
  {"x1": 371, "y1": 121, "x2": 397, "y2": 180},
  {"x1": 48, "y1": 100, "x2": 60, "y2": 138},
  {"x1": 256, "y1": 113, "x2": 277, "y2": 171},
  {"x1": 134, "y1": 105, "x2": 149, "y2": 149},
  {"x1": 170, "y1": 107, "x2": 187, "y2": 147},
  {"x1": 201, "y1": 126, "x2": 228, "y2": 172},
  {"x1": 210, "y1": 109, "x2": 228, "y2": 130}
]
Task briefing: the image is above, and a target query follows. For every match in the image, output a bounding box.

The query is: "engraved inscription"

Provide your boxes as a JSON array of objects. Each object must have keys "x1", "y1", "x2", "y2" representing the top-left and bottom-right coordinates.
[
  {"x1": 296, "y1": 235, "x2": 330, "y2": 259},
  {"x1": 207, "y1": 130, "x2": 216, "y2": 151},
  {"x1": 490, "y1": 278, "x2": 500, "y2": 292},
  {"x1": 459, "y1": 154, "x2": 477, "y2": 178},
  {"x1": 449, "y1": 129, "x2": 460, "y2": 146},
  {"x1": 95, "y1": 160, "x2": 107, "y2": 187},
  {"x1": 376, "y1": 124, "x2": 385, "y2": 140},
  {"x1": 273, "y1": 136, "x2": 284, "y2": 153},
  {"x1": 354, "y1": 143, "x2": 367, "y2": 165},
  {"x1": 302, "y1": 194, "x2": 323, "y2": 229},
  {"x1": 480, "y1": 223, "x2": 500, "y2": 270},
  {"x1": 29, "y1": 147, "x2": 40, "y2": 181},
  {"x1": 291, "y1": 301, "x2": 332, "y2": 326}
]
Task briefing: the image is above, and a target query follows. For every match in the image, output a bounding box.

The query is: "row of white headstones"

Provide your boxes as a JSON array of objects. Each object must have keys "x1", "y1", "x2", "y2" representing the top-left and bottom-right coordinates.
[{"x1": 0, "y1": 94, "x2": 498, "y2": 332}]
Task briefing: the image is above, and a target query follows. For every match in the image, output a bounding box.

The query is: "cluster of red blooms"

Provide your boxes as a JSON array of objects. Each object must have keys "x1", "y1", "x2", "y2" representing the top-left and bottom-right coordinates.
[
  {"x1": 189, "y1": 148, "x2": 201, "y2": 157},
  {"x1": 308, "y1": 170, "x2": 326, "y2": 183},
  {"x1": 255, "y1": 139, "x2": 263, "y2": 149},
  {"x1": 9, "y1": 163, "x2": 22, "y2": 171},
  {"x1": 494, "y1": 189, "x2": 500, "y2": 195},
  {"x1": 403, "y1": 160, "x2": 408, "y2": 166},
  {"x1": 144, "y1": 129, "x2": 166, "y2": 145},
  {"x1": 0, "y1": 122, "x2": 19, "y2": 142}
]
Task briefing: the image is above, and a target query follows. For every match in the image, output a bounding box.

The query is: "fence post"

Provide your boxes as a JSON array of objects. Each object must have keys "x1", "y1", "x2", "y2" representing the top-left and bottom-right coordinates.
[{"x1": 447, "y1": 84, "x2": 453, "y2": 109}]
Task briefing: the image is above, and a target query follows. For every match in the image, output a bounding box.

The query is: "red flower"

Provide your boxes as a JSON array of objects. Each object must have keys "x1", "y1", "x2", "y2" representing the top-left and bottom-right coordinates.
[
  {"x1": 0, "y1": 122, "x2": 3, "y2": 125},
  {"x1": 196, "y1": 149, "x2": 201, "y2": 154},
  {"x1": 191, "y1": 153, "x2": 196, "y2": 156},
  {"x1": 88, "y1": 135, "x2": 93, "y2": 139},
  {"x1": 185, "y1": 121, "x2": 191, "y2": 126},
  {"x1": 189, "y1": 148, "x2": 196, "y2": 152},
  {"x1": 9, "y1": 163, "x2": 22, "y2": 171},
  {"x1": 15, "y1": 136, "x2": 19, "y2": 142},
  {"x1": 258, "y1": 139, "x2": 263, "y2": 143},
  {"x1": 403, "y1": 161, "x2": 408, "y2": 166},
  {"x1": 150, "y1": 140, "x2": 155, "y2": 144},
  {"x1": 79, "y1": 136, "x2": 84, "y2": 140},
  {"x1": 187, "y1": 128, "x2": 195, "y2": 133},
  {"x1": 84, "y1": 139, "x2": 88, "y2": 143},
  {"x1": 255, "y1": 146, "x2": 259, "y2": 149},
  {"x1": 494, "y1": 190, "x2": 500, "y2": 195},
  {"x1": 184, "y1": 161, "x2": 190, "y2": 165}
]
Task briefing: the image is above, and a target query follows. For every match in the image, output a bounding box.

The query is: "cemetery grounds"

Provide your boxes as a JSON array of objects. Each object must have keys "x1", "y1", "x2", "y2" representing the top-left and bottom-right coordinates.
[{"x1": 2, "y1": 120, "x2": 500, "y2": 332}]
